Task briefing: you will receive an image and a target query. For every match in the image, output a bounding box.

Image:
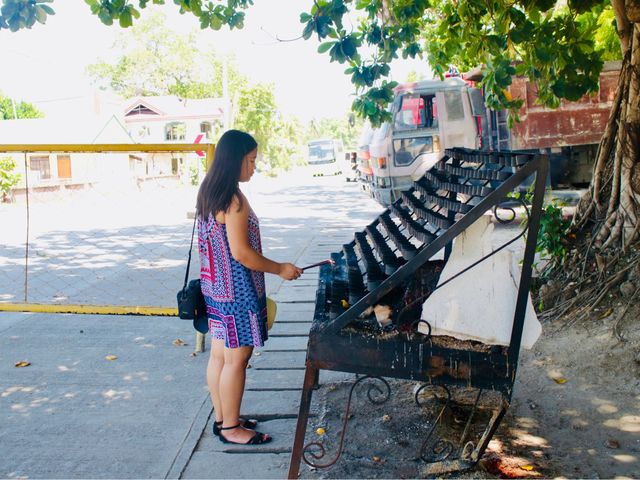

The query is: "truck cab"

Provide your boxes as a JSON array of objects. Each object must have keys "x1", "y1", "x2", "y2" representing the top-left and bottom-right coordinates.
[
  {"x1": 367, "y1": 77, "x2": 483, "y2": 205},
  {"x1": 360, "y1": 62, "x2": 620, "y2": 205}
]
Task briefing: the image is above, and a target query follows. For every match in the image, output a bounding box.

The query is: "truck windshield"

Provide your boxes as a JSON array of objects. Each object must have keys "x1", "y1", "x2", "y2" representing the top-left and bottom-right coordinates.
[
  {"x1": 394, "y1": 93, "x2": 438, "y2": 131},
  {"x1": 393, "y1": 137, "x2": 434, "y2": 166}
]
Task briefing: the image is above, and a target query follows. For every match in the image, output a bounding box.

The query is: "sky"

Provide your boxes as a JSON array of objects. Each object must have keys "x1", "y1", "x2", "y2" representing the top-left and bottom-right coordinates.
[{"x1": 1, "y1": 1, "x2": 429, "y2": 123}]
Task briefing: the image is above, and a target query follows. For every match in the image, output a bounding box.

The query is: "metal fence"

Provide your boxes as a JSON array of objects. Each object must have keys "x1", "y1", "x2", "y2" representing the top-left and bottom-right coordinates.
[{"x1": 0, "y1": 143, "x2": 213, "y2": 315}]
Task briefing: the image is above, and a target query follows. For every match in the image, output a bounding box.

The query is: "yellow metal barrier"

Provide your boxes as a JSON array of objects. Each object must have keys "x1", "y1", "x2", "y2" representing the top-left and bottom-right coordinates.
[
  {"x1": 0, "y1": 143, "x2": 214, "y2": 319},
  {"x1": 0, "y1": 303, "x2": 177, "y2": 316},
  {"x1": 0, "y1": 143, "x2": 215, "y2": 155}
]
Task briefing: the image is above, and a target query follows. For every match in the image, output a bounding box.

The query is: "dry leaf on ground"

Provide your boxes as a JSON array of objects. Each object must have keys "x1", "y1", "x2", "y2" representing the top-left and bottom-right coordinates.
[
  {"x1": 105, "y1": 355, "x2": 118, "y2": 361},
  {"x1": 15, "y1": 361, "x2": 31, "y2": 368},
  {"x1": 599, "y1": 308, "x2": 614, "y2": 319},
  {"x1": 481, "y1": 454, "x2": 543, "y2": 478},
  {"x1": 605, "y1": 439, "x2": 620, "y2": 449}
]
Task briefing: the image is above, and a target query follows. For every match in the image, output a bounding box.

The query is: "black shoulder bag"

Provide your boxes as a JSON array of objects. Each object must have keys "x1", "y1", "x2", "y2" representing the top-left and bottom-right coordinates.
[{"x1": 176, "y1": 216, "x2": 208, "y2": 333}]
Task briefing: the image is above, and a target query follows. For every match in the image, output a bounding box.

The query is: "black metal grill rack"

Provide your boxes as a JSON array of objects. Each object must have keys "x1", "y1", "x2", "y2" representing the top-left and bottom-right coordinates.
[{"x1": 288, "y1": 148, "x2": 549, "y2": 478}]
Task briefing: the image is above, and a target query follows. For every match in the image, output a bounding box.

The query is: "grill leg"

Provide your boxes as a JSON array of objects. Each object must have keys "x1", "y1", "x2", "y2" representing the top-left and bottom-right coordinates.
[{"x1": 288, "y1": 362, "x2": 317, "y2": 479}]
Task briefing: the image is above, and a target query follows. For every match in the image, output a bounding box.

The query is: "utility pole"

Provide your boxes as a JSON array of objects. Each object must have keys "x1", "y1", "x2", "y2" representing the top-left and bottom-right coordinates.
[{"x1": 222, "y1": 57, "x2": 230, "y2": 130}]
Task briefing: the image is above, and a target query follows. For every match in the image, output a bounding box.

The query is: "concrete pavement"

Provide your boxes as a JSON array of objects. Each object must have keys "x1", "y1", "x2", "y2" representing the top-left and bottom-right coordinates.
[
  {"x1": 0, "y1": 170, "x2": 527, "y2": 478},
  {"x1": 0, "y1": 172, "x2": 382, "y2": 479}
]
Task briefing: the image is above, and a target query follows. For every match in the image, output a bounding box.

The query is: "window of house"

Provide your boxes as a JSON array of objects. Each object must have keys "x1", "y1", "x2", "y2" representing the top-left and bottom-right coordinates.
[
  {"x1": 129, "y1": 155, "x2": 143, "y2": 174},
  {"x1": 30, "y1": 156, "x2": 51, "y2": 180},
  {"x1": 200, "y1": 122, "x2": 212, "y2": 136},
  {"x1": 126, "y1": 104, "x2": 157, "y2": 116},
  {"x1": 171, "y1": 157, "x2": 183, "y2": 175},
  {"x1": 165, "y1": 122, "x2": 186, "y2": 141},
  {"x1": 57, "y1": 155, "x2": 72, "y2": 179}
]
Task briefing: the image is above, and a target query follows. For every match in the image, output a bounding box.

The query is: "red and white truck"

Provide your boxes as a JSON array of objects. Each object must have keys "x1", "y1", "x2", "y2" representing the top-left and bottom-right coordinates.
[{"x1": 359, "y1": 61, "x2": 621, "y2": 206}]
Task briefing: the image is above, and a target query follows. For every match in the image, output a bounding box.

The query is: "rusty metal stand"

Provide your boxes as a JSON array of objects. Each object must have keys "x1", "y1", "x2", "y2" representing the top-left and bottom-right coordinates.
[
  {"x1": 287, "y1": 150, "x2": 549, "y2": 476},
  {"x1": 288, "y1": 363, "x2": 318, "y2": 479}
]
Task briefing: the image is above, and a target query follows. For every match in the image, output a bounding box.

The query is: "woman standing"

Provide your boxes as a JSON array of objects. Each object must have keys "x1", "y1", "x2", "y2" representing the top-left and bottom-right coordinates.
[{"x1": 196, "y1": 130, "x2": 302, "y2": 445}]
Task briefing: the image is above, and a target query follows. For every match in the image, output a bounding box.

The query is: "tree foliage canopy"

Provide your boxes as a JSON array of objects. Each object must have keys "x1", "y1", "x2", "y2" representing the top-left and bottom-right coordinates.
[
  {"x1": 0, "y1": 92, "x2": 43, "y2": 120},
  {"x1": 305, "y1": 115, "x2": 364, "y2": 150},
  {"x1": 1, "y1": 0, "x2": 621, "y2": 127},
  {"x1": 86, "y1": 11, "x2": 298, "y2": 172},
  {"x1": 87, "y1": 11, "x2": 248, "y2": 99}
]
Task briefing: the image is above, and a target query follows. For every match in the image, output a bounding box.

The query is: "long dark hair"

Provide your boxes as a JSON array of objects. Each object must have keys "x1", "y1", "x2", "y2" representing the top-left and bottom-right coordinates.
[{"x1": 196, "y1": 129, "x2": 257, "y2": 219}]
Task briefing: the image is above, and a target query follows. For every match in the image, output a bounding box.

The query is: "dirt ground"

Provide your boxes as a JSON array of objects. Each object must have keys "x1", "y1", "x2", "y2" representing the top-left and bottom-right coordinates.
[{"x1": 299, "y1": 302, "x2": 640, "y2": 479}]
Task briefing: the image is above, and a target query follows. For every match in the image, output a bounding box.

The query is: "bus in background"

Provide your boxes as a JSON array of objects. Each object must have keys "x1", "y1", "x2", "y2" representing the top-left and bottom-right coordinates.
[{"x1": 307, "y1": 139, "x2": 344, "y2": 177}]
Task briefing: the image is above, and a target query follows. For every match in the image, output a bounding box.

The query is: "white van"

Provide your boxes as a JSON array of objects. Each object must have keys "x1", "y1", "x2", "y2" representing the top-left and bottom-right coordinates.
[{"x1": 367, "y1": 77, "x2": 483, "y2": 205}]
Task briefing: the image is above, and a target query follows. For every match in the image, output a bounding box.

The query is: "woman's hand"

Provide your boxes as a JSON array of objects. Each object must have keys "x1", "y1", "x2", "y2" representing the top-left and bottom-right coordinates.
[{"x1": 278, "y1": 263, "x2": 303, "y2": 280}]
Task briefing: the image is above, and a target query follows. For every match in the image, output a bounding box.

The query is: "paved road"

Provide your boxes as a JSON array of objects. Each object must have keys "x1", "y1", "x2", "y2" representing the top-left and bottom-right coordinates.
[
  {"x1": 0, "y1": 170, "x2": 527, "y2": 478},
  {"x1": 0, "y1": 171, "x2": 383, "y2": 479}
]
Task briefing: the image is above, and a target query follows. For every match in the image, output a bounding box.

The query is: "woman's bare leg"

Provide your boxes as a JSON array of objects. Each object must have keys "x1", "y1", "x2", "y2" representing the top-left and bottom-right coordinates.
[
  {"x1": 219, "y1": 345, "x2": 258, "y2": 443},
  {"x1": 207, "y1": 338, "x2": 226, "y2": 423}
]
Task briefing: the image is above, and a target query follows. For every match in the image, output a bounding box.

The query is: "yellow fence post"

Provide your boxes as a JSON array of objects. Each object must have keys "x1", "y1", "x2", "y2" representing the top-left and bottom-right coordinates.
[{"x1": 206, "y1": 144, "x2": 215, "y2": 170}]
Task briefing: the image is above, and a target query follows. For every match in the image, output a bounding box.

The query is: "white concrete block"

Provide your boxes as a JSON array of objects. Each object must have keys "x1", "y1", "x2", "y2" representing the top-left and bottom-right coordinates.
[{"x1": 418, "y1": 216, "x2": 541, "y2": 348}]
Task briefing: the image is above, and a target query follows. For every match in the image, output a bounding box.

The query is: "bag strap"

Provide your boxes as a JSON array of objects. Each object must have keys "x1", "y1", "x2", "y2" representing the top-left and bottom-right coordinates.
[{"x1": 182, "y1": 215, "x2": 197, "y2": 291}]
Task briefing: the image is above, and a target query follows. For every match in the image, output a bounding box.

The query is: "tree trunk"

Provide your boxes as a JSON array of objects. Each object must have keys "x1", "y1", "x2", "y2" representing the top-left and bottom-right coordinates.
[{"x1": 573, "y1": 16, "x2": 640, "y2": 250}]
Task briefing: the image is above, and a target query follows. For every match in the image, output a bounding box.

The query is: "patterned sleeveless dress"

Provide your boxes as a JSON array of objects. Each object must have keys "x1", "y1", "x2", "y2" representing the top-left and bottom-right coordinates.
[{"x1": 197, "y1": 209, "x2": 268, "y2": 348}]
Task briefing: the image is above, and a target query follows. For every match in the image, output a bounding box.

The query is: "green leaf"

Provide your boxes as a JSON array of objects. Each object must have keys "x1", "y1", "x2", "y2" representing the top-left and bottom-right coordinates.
[
  {"x1": 514, "y1": 63, "x2": 527, "y2": 76},
  {"x1": 533, "y1": 0, "x2": 556, "y2": 12},
  {"x1": 119, "y1": 10, "x2": 133, "y2": 27},
  {"x1": 302, "y1": 22, "x2": 314, "y2": 40},
  {"x1": 39, "y1": 4, "x2": 55, "y2": 15},
  {"x1": 209, "y1": 15, "x2": 222, "y2": 30},
  {"x1": 34, "y1": 5, "x2": 47, "y2": 24},
  {"x1": 318, "y1": 41, "x2": 336, "y2": 53}
]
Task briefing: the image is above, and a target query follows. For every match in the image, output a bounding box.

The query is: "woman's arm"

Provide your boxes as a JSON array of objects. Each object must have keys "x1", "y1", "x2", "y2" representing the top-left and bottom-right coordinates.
[{"x1": 225, "y1": 194, "x2": 302, "y2": 280}]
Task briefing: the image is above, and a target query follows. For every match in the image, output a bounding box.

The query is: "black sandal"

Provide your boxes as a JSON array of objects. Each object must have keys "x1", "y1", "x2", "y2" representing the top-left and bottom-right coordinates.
[
  {"x1": 218, "y1": 424, "x2": 272, "y2": 445},
  {"x1": 213, "y1": 418, "x2": 258, "y2": 436}
]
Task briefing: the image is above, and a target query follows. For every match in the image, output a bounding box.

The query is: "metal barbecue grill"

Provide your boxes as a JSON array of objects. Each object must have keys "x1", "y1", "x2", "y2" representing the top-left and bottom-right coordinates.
[{"x1": 288, "y1": 148, "x2": 549, "y2": 478}]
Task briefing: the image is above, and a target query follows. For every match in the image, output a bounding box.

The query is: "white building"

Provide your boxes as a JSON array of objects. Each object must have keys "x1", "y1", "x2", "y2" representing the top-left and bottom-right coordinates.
[
  {"x1": 0, "y1": 115, "x2": 135, "y2": 201},
  {"x1": 0, "y1": 94, "x2": 227, "y2": 201},
  {"x1": 0, "y1": 93, "x2": 231, "y2": 198},
  {"x1": 123, "y1": 95, "x2": 227, "y2": 180}
]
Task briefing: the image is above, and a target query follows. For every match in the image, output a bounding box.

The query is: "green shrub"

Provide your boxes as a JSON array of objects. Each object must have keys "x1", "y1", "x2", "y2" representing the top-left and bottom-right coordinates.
[{"x1": 0, "y1": 157, "x2": 21, "y2": 202}]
